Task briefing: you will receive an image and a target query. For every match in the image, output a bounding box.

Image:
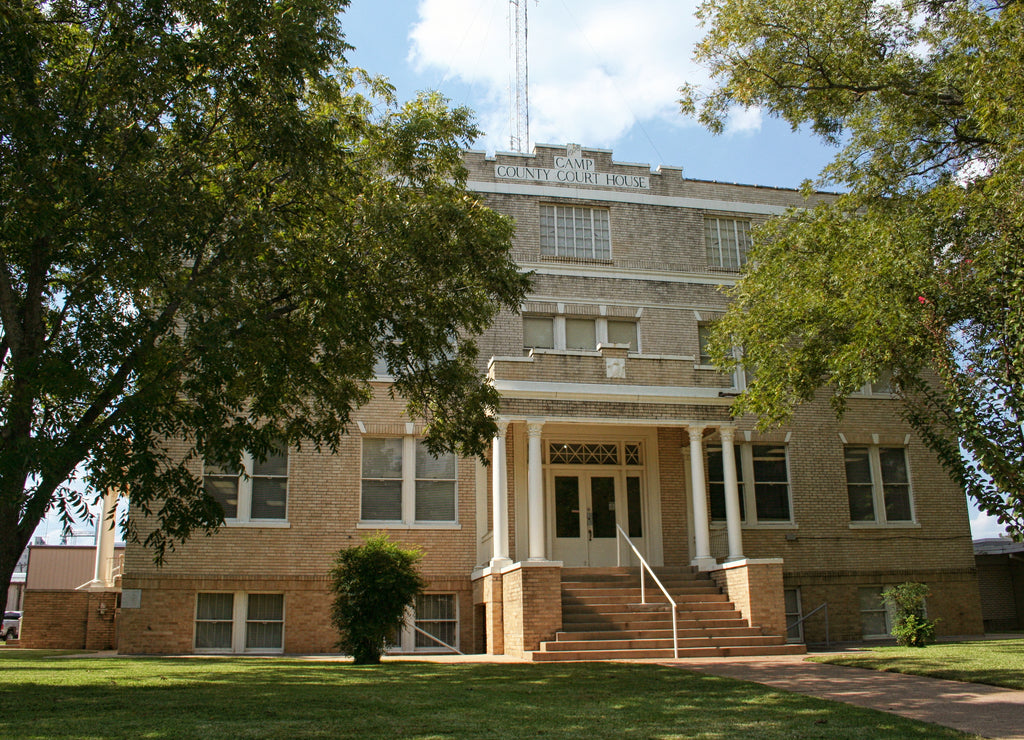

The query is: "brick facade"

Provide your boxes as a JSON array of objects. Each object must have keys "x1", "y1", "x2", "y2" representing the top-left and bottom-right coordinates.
[{"x1": 120, "y1": 143, "x2": 983, "y2": 655}]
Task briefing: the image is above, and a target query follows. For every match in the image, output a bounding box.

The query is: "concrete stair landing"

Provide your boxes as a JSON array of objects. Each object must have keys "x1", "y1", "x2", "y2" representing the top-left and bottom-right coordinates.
[{"x1": 530, "y1": 567, "x2": 806, "y2": 662}]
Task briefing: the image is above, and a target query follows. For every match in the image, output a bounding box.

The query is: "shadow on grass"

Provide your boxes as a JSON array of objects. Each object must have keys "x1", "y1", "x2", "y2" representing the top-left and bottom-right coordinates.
[{"x1": 0, "y1": 658, "x2": 974, "y2": 739}]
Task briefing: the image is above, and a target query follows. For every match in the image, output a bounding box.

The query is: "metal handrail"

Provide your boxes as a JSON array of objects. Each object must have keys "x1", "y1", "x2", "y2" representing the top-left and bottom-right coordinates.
[
  {"x1": 615, "y1": 524, "x2": 678, "y2": 659},
  {"x1": 787, "y1": 602, "x2": 829, "y2": 648},
  {"x1": 412, "y1": 625, "x2": 464, "y2": 655}
]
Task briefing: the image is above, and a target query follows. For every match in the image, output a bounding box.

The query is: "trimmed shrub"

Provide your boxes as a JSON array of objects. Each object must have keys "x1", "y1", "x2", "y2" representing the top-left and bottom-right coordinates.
[
  {"x1": 330, "y1": 533, "x2": 426, "y2": 664},
  {"x1": 881, "y1": 582, "x2": 938, "y2": 647}
]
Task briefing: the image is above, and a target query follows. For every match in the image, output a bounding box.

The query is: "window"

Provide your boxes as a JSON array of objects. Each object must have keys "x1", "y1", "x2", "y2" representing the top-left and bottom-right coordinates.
[
  {"x1": 859, "y1": 587, "x2": 896, "y2": 639},
  {"x1": 386, "y1": 593, "x2": 459, "y2": 653},
  {"x1": 708, "y1": 444, "x2": 792, "y2": 524},
  {"x1": 705, "y1": 217, "x2": 752, "y2": 269},
  {"x1": 844, "y1": 446, "x2": 914, "y2": 524},
  {"x1": 854, "y1": 367, "x2": 896, "y2": 396},
  {"x1": 195, "y1": 592, "x2": 284, "y2": 653},
  {"x1": 523, "y1": 317, "x2": 555, "y2": 350},
  {"x1": 784, "y1": 588, "x2": 803, "y2": 643},
  {"x1": 565, "y1": 318, "x2": 596, "y2": 350},
  {"x1": 697, "y1": 323, "x2": 715, "y2": 366},
  {"x1": 540, "y1": 205, "x2": 611, "y2": 260},
  {"x1": 203, "y1": 447, "x2": 288, "y2": 523},
  {"x1": 607, "y1": 320, "x2": 637, "y2": 350},
  {"x1": 523, "y1": 315, "x2": 639, "y2": 352},
  {"x1": 361, "y1": 437, "x2": 457, "y2": 525}
]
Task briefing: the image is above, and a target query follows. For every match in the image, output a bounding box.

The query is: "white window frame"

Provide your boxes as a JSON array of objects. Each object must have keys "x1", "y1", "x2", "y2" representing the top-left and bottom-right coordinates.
[
  {"x1": 194, "y1": 591, "x2": 285, "y2": 655},
  {"x1": 360, "y1": 437, "x2": 459, "y2": 528},
  {"x1": 845, "y1": 445, "x2": 916, "y2": 526},
  {"x1": 708, "y1": 443, "x2": 794, "y2": 526},
  {"x1": 784, "y1": 587, "x2": 804, "y2": 643},
  {"x1": 203, "y1": 449, "x2": 290, "y2": 526},
  {"x1": 540, "y1": 205, "x2": 612, "y2": 260},
  {"x1": 523, "y1": 315, "x2": 639, "y2": 353},
  {"x1": 859, "y1": 586, "x2": 897, "y2": 640},
  {"x1": 705, "y1": 216, "x2": 752, "y2": 270},
  {"x1": 852, "y1": 367, "x2": 897, "y2": 397},
  {"x1": 389, "y1": 593, "x2": 460, "y2": 654}
]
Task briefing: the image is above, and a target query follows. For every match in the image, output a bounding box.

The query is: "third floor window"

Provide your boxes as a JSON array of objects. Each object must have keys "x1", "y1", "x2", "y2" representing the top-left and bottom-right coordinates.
[{"x1": 540, "y1": 205, "x2": 611, "y2": 260}]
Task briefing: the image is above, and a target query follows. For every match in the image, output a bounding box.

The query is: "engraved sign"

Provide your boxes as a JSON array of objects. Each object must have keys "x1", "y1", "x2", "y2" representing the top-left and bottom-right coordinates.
[{"x1": 495, "y1": 144, "x2": 650, "y2": 189}]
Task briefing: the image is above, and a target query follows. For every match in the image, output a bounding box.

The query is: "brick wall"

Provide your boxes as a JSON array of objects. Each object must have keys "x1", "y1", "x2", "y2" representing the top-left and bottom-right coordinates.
[
  {"x1": 500, "y1": 563, "x2": 562, "y2": 657},
  {"x1": 711, "y1": 560, "x2": 787, "y2": 637},
  {"x1": 19, "y1": 591, "x2": 90, "y2": 649}
]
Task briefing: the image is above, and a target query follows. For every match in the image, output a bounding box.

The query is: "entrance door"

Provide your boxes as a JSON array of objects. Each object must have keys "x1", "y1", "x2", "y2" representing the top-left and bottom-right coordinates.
[{"x1": 551, "y1": 473, "x2": 644, "y2": 566}]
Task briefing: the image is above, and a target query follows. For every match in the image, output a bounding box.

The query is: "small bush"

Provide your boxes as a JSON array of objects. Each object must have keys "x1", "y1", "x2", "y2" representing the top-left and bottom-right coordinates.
[
  {"x1": 330, "y1": 533, "x2": 426, "y2": 664},
  {"x1": 882, "y1": 582, "x2": 938, "y2": 648}
]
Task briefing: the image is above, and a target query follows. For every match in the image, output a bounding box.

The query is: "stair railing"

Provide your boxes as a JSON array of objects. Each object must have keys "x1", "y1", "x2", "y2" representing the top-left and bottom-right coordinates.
[
  {"x1": 615, "y1": 524, "x2": 678, "y2": 659},
  {"x1": 787, "y1": 602, "x2": 830, "y2": 648},
  {"x1": 411, "y1": 625, "x2": 465, "y2": 655}
]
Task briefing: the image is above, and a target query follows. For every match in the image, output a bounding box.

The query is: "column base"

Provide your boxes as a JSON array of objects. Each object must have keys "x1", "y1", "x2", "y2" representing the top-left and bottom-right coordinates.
[
  {"x1": 489, "y1": 557, "x2": 513, "y2": 570},
  {"x1": 690, "y1": 556, "x2": 718, "y2": 571}
]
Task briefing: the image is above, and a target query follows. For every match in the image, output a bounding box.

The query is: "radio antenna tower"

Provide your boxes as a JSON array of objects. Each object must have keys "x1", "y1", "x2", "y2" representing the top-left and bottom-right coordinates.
[{"x1": 509, "y1": 0, "x2": 530, "y2": 152}]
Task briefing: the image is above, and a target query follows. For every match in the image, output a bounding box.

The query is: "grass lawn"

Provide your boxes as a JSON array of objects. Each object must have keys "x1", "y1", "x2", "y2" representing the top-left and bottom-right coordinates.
[
  {"x1": 0, "y1": 653, "x2": 977, "y2": 739},
  {"x1": 809, "y1": 639, "x2": 1024, "y2": 690}
]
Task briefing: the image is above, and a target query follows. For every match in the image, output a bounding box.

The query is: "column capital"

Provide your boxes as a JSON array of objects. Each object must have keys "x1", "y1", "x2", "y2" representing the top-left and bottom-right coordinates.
[
  {"x1": 686, "y1": 423, "x2": 708, "y2": 438},
  {"x1": 495, "y1": 420, "x2": 509, "y2": 437},
  {"x1": 526, "y1": 420, "x2": 545, "y2": 438},
  {"x1": 719, "y1": 425, "x2": 737, "y2": 442}
]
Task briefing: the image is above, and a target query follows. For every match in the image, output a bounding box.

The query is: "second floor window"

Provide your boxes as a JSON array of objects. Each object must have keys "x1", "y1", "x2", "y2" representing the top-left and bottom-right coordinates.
[
  {"x1": 705, "y1": 217, "x2": 752, "y2": 270},
  {"x1": 523, "y1": 316, "x2": 638, "y2": 352},
  {"x1": 540, "y1": 205, "x2": 611, "y2": 260},
  {"x1": 707, "y1": 443, "x2": 792, "y2": 524},
  {"x1": 204, "y1": 447, "x2": 289, "y2": 523}
]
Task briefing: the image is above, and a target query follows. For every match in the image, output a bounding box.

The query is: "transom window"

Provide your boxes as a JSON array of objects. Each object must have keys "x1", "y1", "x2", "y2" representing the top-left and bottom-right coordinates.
[
  {"x1": 203, "y1": 447, "x2": 288, "y2": 523},
  {"x1": 195, "y1": 592, "x2": 284, "y2": 653},
  {"x1": 707, "y1": 443, "x2": 792, "y2": 524},
  {"x1": 361, "y1": 437, "x2": 457, "y2": 524},
  {"x1": 547, "y1": 442, "x2": 643, "y2": 466},
  {"x1": 705, "y1": 217, "x2": 752, "y2": 270},
  {"x1": 845, "y1": 446, "x2": 914, "y2": 523},
  {"x1": 540, "y1": 205, "x2": 611, "y2": 260}
]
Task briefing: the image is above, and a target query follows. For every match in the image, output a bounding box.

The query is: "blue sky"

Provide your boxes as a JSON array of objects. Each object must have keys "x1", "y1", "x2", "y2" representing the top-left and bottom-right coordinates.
[{"x1": 32, "y1": 0, "x2": 1007, "y2": 544}]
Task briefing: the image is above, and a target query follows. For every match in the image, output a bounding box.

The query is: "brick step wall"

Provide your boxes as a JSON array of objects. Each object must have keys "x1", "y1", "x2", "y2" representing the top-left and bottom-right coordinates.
[{"x1": 529, "y1": 569, "x2": 805, "y2": 662}]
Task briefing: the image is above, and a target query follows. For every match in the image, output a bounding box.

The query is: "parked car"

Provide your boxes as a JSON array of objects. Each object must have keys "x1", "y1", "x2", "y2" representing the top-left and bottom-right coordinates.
[{"x1": 3, "y1": 611, "x2": 21, "y2": 641}]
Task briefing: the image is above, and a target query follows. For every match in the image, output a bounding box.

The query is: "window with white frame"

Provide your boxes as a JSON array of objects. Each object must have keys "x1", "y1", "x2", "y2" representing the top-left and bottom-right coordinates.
[
  {"x1": 195, "y1": 592, "x2": 284, "y2": 653},
  {"x1": 784, "y1": 588, "x2": 804, "y2": 643},
  {"x1": 844, "y1": 446, "x2": 914, "y2": 523},
  {"x1": 697, "y1": 322, "x2": 715, "y2": 366},
  {"x1": 854, "y1": 367, "x2": 896, "y2": 397},
  {"x1": 540, "y1": 205, "x2": 611, "y2": 260},
  {"x1": 859, "y1": 587, "x2": 896, "y2": 639},
  {"x1": 361, "y1": 437, "x2": 457, "y2": 524},
  {"x1": 523, "y1": 315, "x2": 638, "y2": 352},
  {"x1": 707, "y1": 443, "x2": 792, "y2": 524},
  {"x1": 203, "y1": 447, "x2": 288, "y2": 522},
  {"x1": 387, "y1": 593, "x2": 459, "y2": 653},
  {"x1": 705, "y1": 217, "x2": 752, "y2": 270}
]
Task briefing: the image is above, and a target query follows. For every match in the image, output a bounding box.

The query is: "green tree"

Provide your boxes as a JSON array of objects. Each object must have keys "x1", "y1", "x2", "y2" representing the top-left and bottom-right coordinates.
[
  {"x1": 0, "y1": 0, "x2": 530, "y2": 616},
  {"x1": 330, "y1": 532, "x2": 426, "y2": 664},
  {"x1": 681, "y1": 0, "x2": 1024, "y2": 539}
]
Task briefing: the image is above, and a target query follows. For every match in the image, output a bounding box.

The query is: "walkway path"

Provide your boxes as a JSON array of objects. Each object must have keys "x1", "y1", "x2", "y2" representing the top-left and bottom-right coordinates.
[{"x1": 655, "y1": 653, "x2": 1024, "y2": 740}]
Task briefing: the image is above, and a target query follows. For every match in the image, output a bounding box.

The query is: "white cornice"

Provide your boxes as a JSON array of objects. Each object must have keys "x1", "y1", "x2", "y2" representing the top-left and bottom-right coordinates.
[
  {"x1": 522, "y1": 262, "x2": 739, "y2": 286},
  {"x1": 467, "y1": 179, "x2": 794, "y2": 215},
  {"x1": 493, "y1": 379, "x2": 733, "y2": 405}
]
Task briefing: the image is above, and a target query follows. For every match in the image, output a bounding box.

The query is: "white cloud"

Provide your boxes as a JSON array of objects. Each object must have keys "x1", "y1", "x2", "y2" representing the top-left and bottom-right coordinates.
[
  {"x1": 970, "y1": 505, "x2": 1012, "y2": 540},
  {"x1": 409, "y1": 0, "x2": 722, "y2": 152}
]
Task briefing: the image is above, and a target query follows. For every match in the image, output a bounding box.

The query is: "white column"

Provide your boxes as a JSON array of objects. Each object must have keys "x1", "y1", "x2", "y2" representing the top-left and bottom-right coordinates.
[
  {"x1": 526, "y1": 420, "x2": 546, "y2": 560},
  {"x1": 688, "y1": 424, "x2": 716, "y2": 570},
  {"x1": 490, "y1": 421, "x2": 511, "y2": 567},
  {"x1": 80, "y1": 487, "x2": 118, "y2": 590},
  {"x1": 720, "y1": 426, "x2": 745, "y2": 561}
]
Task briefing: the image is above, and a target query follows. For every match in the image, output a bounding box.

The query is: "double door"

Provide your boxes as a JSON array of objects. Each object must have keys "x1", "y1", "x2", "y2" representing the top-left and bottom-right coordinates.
[{"x1": 549, "y1": 471, "x2": 645, "y2": 566}]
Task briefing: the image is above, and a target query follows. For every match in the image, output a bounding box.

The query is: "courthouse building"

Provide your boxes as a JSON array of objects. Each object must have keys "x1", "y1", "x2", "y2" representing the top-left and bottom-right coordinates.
[{"x1": 118, "y1": 144, "x2": 983, "y2": 658}]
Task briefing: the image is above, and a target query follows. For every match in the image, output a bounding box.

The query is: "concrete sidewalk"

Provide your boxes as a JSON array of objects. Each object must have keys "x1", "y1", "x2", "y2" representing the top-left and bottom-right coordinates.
[{"x1": 655, "y1": 653, "x2": 1024, "y2": 740}]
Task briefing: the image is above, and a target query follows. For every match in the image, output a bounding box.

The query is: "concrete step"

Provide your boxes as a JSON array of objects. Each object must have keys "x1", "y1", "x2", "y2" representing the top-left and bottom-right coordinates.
[
  {"x1": 563, "y1": 600, "x2": 740, "y2": 615},
  {"x1": 542, "y1": 634, "x2": 786, "y2": 652},
  {"x1": 530, "y1": 642, "x2": 806, "y2": 662},
  {"x1": 561, "y1": 616, "x2": 753, "y2": 632},
  {"x1": 562, "y1": 592, "x2": 729, "y2": 606},
  {"x1": 561, "y1": 585, "x2": 723, "y2": 598},
  {"x1": 553, "y1": 625, "x2": 765, "y2": 641}
]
